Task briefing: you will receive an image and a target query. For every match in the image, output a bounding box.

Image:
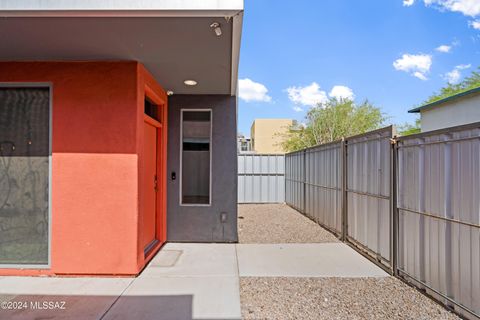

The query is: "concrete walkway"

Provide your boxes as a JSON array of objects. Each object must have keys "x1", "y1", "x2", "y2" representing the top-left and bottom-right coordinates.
[
  {"x1": 0, "y1": 242, "x2": 386, "y2": 320},
  {"x1": 237, "y1": 243, "x2": 387, "y2": 278}
]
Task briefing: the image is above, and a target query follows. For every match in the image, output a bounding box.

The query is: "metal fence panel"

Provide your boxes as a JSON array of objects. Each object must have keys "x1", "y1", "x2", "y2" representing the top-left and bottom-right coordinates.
[
  {"x1": 346, "y1": 127, "x2": 393, "y2": 268},
  {"x1": 284, "y1": 123, "x2": 480, "y2": 319},
  {"x1": 285, "y1": 150, "x2": 304, "y2": 212},
  {"x1": 397, "y1": 124, "x2": 480, "y2": 320},
  {"x1": 238, "y1": 154, "x2": 285, "y2": 203},
  {"x1": 305, "y1": 142, "x2": 343, "y2": 235}
]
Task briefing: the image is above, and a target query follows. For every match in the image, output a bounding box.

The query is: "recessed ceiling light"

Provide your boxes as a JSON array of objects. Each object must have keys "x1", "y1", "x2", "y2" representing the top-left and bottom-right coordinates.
[{"x1": 184, "y1": 80, "x2": 198, "y2": 86}]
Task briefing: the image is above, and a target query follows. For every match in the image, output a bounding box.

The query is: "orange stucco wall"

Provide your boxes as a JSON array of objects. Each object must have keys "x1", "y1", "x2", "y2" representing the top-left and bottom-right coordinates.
[{"x1": 0, "y1": 61, "x2": 167, "y2": 276}]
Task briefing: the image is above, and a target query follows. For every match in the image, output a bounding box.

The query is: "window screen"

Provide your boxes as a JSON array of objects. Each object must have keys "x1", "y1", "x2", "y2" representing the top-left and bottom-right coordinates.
[
  {"x1": 0, "y1": 87, "x2": 50, "y2": 265},
  {"x1": 181, "y1": 110, "x2": 211, "y2": 205}
]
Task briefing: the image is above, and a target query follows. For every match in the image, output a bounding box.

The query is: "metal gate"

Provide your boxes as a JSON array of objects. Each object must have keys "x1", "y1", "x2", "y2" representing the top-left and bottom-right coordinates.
[{"x1": 345, "y1": 127, "x2": 394, "y2": 270}]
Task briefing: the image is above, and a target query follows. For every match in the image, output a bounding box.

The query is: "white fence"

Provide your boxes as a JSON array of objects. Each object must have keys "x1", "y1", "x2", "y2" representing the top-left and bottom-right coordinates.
[{"x1": 238, "y1": 154, "x2": 285, "y2": 203}]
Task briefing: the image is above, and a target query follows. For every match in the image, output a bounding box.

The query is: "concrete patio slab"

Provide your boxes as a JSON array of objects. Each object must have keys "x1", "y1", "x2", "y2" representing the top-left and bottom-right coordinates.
[
  {"x1": 141, "y1": 243, "x2": 238, "y2": 278},
  {"x1": 0, "y1": 277, "x2": 133, "y2": 296},
  {"x1": 0, "y1": 244, "x2": 242, "y2": 320},
  {"x1": 131, "y1": 243, "x2": 241, "y2": 320},
  {"x1": 104, "y1": 276, "x2": 241, "y2": 320},
  {"x1": 236, "y1": 243, "x2": 389, "y2": 278},
  {"x1": 0, "y1": 242, "x2": 390, "y2": 319},
  {"x1": 0, "y1": 277, "x2": 133, "y2": 320},
  {"x1": 111, "y1": 243, "x2": 242, "y2": 319}
]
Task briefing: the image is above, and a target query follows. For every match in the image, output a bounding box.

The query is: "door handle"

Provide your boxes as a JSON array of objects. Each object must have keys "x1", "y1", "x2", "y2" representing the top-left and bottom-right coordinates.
[{"x1": 154, "y1": 174, "x2": 158, "y2": 192}]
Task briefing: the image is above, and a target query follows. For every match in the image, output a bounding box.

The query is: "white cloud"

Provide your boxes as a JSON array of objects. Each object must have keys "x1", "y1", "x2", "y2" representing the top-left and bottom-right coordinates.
[
  {"x1": 435, "y1": 44, "x2": 452, "y2": 53},
  {"x1": 329, "y1": 85, "x2": 355, "y2": 100},
  {"x1": 443, "y1": 64, "x2": 471, "y2": 84},
  {"x1": 413, "y1": 72, "x2": 429, "y2": 80},
  {"x1": 458, "y1": 63, "x2": 472, "y2": 69},
  {"x1": 393, "y1": 53, "x2": 432, "y2": 80},
  {"x1": 292, "y1": 106, "x2": 303, "y2": 112},
  {"x1": 470, "y1": 19, "x2": 480, "y2": 29},
  {"x1": 403, "y1": 0, "x2": 415, "y2": 6},
  {"x1": 238, "y1": 78, "x2": 272, "y2": 103},
  {"x1": 286, "y1": 82, "x2": 328, "y2": 107},
  {"x1": 444, "y1": 69, "x2": 462, "y2": 83},
  {"x1": 424, "y1": 0, "x2": 480, "y2": 17}
]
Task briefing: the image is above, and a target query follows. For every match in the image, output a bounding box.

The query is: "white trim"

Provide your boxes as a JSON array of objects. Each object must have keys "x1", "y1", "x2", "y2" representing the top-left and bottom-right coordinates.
[
  {"x1": 0, "y1": 82, "x2": 52, "y2": 269},
  {"x1": 230, "y1": 11, "x2": 243, "y2": 96},
  {"x1": 179, "y1": 109, "x2": 212, "y2": 207},
  {"x1": 0, "y1": 9, "x2": 243, "y2": 17},
  {"x1": 0, "y1": 0, "x2": 244, "y2": 17}
]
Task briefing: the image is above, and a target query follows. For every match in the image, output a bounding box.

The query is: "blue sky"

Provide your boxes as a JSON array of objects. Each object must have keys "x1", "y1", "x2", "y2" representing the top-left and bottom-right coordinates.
[{"x1": 237, "y1": 0, "x2": 480, "y2": 135}]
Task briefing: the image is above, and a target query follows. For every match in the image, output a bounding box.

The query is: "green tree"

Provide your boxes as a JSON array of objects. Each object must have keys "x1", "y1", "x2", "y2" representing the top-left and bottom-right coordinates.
[
  {"x1": 281, "y1": 98, "x2": 386, "y2": 152},
  {"x1": 425, "y1": 66, "x2": 480, "y2": 104},
  {"x1": 397, "y1": 118, "x2": 421, "y2": 136}
]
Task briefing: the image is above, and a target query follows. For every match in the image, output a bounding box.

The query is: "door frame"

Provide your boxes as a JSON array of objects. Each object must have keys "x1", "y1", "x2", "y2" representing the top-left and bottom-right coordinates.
[
  {"x1": 143, "y1": 115, "x2": 160, "y2": 254},
  {"x1": 0, "y1": 82, "x2": 52, "y2": 269},
  {"x1": 142, "y1": 85, "x2": 167, "y2": 262}
]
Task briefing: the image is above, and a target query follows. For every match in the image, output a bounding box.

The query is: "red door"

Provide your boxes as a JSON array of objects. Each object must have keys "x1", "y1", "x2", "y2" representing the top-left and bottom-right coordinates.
[{"x1": 143, "y1": 120, "x2": 157, "y2": 251}]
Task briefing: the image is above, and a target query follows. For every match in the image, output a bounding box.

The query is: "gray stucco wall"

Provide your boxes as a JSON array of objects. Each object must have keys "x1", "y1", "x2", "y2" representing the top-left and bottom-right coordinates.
[
  {"x1": 167, "y1": 95, "x2": 238, "y2": 242},
  {"x1": 421, "y1": 93, "x2": 480, "y2": 132}
]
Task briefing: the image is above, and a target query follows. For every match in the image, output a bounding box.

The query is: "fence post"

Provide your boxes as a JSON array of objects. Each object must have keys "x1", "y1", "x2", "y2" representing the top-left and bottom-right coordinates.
[
  {"x1": 341, "y1": 138, "x2": 347, "y2": 241},
  {"x1": 390, "y1": 133, "x2": 398, "y2": 276},
  {"x1": 284, "y1": 154, "x2": 287, "y2": 205},
  {"x1": 302, "y1": 149, "x2": 306, "y2": 214}
]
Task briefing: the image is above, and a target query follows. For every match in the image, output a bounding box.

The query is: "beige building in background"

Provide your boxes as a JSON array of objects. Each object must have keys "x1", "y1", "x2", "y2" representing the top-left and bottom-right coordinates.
[{"x1": 250, "y1": 119, "x2": 293, "y2": 154}]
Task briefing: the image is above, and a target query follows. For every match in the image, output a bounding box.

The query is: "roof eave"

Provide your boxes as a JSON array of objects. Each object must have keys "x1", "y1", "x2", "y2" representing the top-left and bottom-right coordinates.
[
  {"x1": 230, "y1": 11, "x2": 243, "y2": 96},
  {"x1": 0, "y1": 9, "x2": 243, "y2": 18},
  {"x1": 0, "y1": 0, "x2": 244, "y2": 16},
  {"x1": 0, "y1": 0, "x2": 244, "y2": 97},
  {"x1": 408, "y1": 86, "x2": 480, "y2": 114}
]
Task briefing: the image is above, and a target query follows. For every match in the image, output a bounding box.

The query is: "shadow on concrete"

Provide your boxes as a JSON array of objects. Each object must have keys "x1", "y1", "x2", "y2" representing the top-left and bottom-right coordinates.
[{"x1": 0, "y1": 294, "x2": 198, "y2": 320}]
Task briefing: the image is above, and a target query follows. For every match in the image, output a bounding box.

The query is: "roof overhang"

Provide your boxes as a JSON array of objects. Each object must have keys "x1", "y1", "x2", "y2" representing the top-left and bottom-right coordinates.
[{"x1": 0, "y1": 0, "x2": 244, "y2": 95}]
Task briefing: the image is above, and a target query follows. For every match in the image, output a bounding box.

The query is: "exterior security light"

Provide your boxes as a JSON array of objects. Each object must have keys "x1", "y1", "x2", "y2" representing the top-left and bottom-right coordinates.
[
  {"x1": 167, "y1": 90, "x2": 174, "y2": 96},
  {"x1": 210, "y1": 22, "x2": 222, "y2": 36},
  {"x1": 184, "y1": 80, "x2": 197, "y2": 86}
]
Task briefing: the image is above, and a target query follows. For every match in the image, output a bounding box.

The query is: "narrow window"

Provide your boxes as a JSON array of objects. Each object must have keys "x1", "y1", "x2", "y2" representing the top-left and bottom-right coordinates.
[
  {"x1": 145, "y1": 97, "x2": 159, "y2": 121},
  {"x1": 0, "y1": 86, "x2": 50, "y2": 265},
  {"x1": 181, "y1": 110, "x2": 211, "y2": 205}
]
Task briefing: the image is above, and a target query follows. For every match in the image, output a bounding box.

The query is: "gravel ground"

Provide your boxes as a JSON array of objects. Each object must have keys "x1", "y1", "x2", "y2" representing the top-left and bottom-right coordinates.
[
  {"x1": 238, "y1": 204, "x2": 458, "y2": 319},
  {"x1": 240, "y1": 277, "x2": 460, "y2": 320},
  {"x1": 238, "y1": 204, "x2": 339, "y2": 243}
]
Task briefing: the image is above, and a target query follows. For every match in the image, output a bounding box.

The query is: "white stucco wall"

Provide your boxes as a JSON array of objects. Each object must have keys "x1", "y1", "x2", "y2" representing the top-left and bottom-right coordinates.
[{"x1": 420, "y1": 93, "x2": 480, "y2": 132}]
